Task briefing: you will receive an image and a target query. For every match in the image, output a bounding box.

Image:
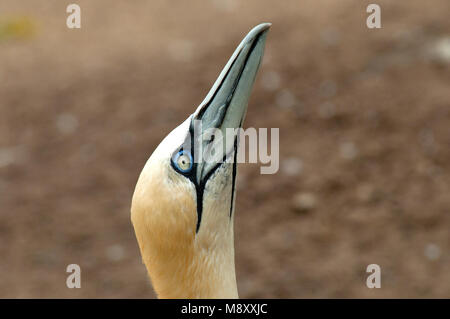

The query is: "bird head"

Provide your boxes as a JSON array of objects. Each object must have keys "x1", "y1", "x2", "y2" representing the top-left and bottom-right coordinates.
[{"x1": 131, "y1": 23, "x2": 270, "y2": 298}]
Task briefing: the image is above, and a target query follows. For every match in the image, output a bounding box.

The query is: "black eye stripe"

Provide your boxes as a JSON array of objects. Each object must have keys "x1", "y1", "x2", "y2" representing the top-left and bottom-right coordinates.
[{"x1": 171, "y1": 122, "x2": 237, "y2": 234}]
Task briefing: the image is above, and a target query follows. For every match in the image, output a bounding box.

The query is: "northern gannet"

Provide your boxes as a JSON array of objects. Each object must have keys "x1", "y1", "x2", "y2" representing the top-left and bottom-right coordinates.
[{"x1": 131, "y1": 23, "x2": 271, "y2": 299}]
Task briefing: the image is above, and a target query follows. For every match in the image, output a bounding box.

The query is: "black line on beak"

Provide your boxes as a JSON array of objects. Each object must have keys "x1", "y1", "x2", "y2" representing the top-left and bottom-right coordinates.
[
  {"x1": 193, "y1": 35, "x2": 262, "y2": 234},
  {"x1": 229, "y1": 136, "x2": 239, "y2": 218}
]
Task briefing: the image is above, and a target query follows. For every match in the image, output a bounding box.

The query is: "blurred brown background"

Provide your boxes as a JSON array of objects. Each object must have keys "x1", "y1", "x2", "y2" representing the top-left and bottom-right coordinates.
[{"x1": 0, "y1": 0, "x2": 449, "y2": 298}]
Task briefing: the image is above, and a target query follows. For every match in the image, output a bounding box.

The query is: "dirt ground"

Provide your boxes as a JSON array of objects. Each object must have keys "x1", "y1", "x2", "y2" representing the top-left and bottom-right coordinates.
[{"x1": 0, "y1": 0, "x2": 449, "y2": 298}]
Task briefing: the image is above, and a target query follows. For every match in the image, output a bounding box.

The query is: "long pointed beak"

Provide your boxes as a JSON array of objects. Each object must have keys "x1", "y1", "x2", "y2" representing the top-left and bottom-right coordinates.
[{"x1": 191, "y1": 23, "x2": 271, "y2": 184}]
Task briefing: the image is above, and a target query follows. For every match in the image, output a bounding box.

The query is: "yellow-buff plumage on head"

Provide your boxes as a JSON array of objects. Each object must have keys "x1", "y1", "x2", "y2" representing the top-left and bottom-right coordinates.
[{"x1": 131, "y1": 23, "x2": 271, "y2": 299}]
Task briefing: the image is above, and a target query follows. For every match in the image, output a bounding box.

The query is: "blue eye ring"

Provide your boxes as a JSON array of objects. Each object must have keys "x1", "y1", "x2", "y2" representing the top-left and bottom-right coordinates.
[{"x1": 172, "y1": 149, "x2": 193, "y2": 173}]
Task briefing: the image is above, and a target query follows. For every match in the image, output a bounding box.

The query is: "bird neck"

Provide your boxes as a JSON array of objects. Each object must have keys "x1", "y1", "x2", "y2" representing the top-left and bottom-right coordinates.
[
  {"x1": 131, "y1": 157, "x2": 239, "y2": 298},
  {"x1": 140, "y1": 228, "x2": 239, "y2": 299}
]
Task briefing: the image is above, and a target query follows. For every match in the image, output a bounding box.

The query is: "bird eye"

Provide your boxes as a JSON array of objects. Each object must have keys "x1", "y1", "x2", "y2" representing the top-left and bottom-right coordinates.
[{"x1": 172, "y1": 150, "x2": 193, "y2": 173}]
